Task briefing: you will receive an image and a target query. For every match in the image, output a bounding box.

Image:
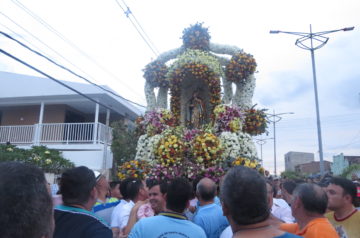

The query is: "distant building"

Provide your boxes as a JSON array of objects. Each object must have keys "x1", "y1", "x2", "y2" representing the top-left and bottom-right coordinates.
[
  {"x1": 284, "y1": 151, "x2": 314, "y2": 171},
  {"x1": 295, "y1": 161, "x2": 332, "y2": 175},
  {"x1": 331, "y1": 153, "x2": 360, "y2": 175}
]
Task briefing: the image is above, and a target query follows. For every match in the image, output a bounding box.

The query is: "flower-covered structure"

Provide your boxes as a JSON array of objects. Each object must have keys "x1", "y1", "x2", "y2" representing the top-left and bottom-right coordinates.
[{"x1": 118, "y1": 23, "x2": 270, "y2": 181}]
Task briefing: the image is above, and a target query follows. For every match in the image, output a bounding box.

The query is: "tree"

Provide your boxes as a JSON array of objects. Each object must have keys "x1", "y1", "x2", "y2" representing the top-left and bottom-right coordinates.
[
  {"x1": 281, "y1": 170, "x2": 304, "y2": 180},
  {"x1": 341, "y1": 164, "x2": 360, "y2": 179},
  {"x1": 111, "y1": 120, "x2": 139, "y2": 168},
  {"x1": 0, "y1": 144, "x2": 74, "y2": 174}
]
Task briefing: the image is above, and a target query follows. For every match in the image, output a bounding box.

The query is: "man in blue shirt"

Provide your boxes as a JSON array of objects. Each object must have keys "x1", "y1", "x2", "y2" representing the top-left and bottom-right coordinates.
[
  {"x1": 129, "y1": 178, "x2": 206, "y2": 238},
  {"x1": 193, "y1": 177, "x2": 229, "y2": 238}
]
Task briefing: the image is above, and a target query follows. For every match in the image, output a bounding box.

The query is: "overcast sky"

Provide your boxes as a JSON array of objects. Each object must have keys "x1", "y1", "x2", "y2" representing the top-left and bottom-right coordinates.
[{"x1": 1, "y1": 0, "x2": 359, "y2": 173}]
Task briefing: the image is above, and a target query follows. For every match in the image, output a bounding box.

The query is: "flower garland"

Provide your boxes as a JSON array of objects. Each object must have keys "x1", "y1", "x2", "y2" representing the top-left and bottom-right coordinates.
[
  {"x1": 155, "y1": 134, "x2": 185, "y2": 167},
  {"x1": 134, "y1": 134, "x2": 163, "y2": 162},
  {"x1": 201, "y1": 167, "x2": 225, "y2": 183},
  {"x1": 230, "y1": 156, "x2": 264, "y2": 174},
  {"x1": 243, "y1": 107, "x2": 268, "y2": 136},
  {"x1": 167, "y1": 50, "x2": 222, "y2": 123},
  {"x1": 148, "y1": 164, "x2": 183, "y2": 181},
  {"x1": 138, "y1": 109, "x2": 176, "y2": 136},
  {"x1": 225, "y1": 52, "x2": 257, "y2": 83},
  {"x1": 143, "y1": 60, "x2": 169, "y2": 88},
  {"x1": 214, "y1": 104, "x2": 245, "y2": 133},
  {"x1": 117, "y1": 160, "x2": 151, "y2": 180},
  {"x1": 192, "y1": 132, "x2": 223, "y2": 168},
  {"x1": 181, "y1": 22, "x2": 211, "y2": 51}
]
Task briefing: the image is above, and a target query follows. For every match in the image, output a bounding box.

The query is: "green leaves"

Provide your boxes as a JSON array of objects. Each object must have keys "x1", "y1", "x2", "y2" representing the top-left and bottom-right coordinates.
[{"x1": 0, "y1": 144, "x2": 74, "y2": 173}]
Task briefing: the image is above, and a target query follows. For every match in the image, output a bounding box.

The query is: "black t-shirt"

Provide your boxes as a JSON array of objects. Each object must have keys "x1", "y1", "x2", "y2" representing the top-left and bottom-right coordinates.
[{"x1": 54, "y1": 206, "x2": 112, "y2": 238}]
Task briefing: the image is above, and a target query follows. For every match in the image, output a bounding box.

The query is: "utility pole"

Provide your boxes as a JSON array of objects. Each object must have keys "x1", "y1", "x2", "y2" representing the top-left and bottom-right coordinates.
[{"x1": 270, "y1": 25, "x2": 354, "y2": 175}]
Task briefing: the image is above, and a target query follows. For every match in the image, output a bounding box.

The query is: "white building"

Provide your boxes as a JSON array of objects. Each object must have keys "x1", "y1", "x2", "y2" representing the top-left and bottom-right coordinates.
[{"x1": 0, "y1": 71, "x2": 142, "y2": 171}]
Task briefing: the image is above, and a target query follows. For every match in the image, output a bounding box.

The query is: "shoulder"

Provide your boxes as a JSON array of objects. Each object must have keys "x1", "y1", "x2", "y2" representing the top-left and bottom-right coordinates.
[
  {"x1": 276, "y1": 232, "x2": 303, "y2": 238},
  {"x1": 280, "y1": 223, "x2": 298, "y2": 234},
  {"x1": 55, "y1": 207, "x2": 109, "y2": 227},
  {"x1": 54, "y1": 208, "x2": 111, "y2": 237},
  {"x1": 307, "y1": 218, "x2": 338, "y2": 237}
]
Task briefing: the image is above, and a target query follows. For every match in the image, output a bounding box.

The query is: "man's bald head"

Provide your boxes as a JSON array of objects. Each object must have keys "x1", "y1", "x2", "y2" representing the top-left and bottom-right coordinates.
[
  {"x1": 293, "y1": 183, "x2": 328, "y2": 215},
  {"x1": 196, "y1": 177, "x2": 216, "y2": 202}
]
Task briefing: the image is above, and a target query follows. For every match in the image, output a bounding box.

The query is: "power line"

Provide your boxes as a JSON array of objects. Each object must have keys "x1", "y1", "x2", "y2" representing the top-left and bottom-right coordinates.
[
  {"x1": 119, "y1": 0, "x2": 160, "y2": 54},
  {"x1": 0, "y1": 11, "x2": 99, "y2": 84},
  {"x1": 7, "y1": 1, "x2": 145, "y2": 100},
  {"x1": 114, "y1": 0, "x2": 159, "y2": 56},
  {"x1": 0, "y1": 31, "x2": 146, "y2": 108},
  {"x1": 0, "y1": 48, "x2": 114, "y2": 111}
]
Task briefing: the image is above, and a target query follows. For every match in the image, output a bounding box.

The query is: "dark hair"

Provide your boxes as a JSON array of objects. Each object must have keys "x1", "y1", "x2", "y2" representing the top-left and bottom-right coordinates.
[
  {"x1": 126, "y1": 178, "x2": 143, "y2": 201},
  {"x1": 110, "y1": 180, "x2": 121, "y2": 190},
  {"x1": 146, "y1": 179, "x2": 168, "y2": 194},
  {"x1": 0, "y1": 162, "x2": 53, "y2": 238},
  {"x1": 221, "y1": 166, "x2": 270, "y2": 225},
  {"x1": 282, "y1": 181, "x2": 297, "y2": 195},
  {"x1": 329, "y1": 177, "x2": 358, "y2": 206},
  {"x1": 120, "y1": 178, "x2": 134, "y2": 200},
  {"x1": 60, "y1": 166, "x2": 96, "y2": 205},
  {"x1": 293, "y1": 183, "x2": 328, "y2": 214},
  {"x1": 197, "y1": 179, "x2": 216, "y2": 201},
  {"x1": 166, "y1": 178, "x2": 192, "y2": 213}
]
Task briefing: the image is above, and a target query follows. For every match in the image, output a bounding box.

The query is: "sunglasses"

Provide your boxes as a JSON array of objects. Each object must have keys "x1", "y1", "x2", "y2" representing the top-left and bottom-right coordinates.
[{"x1": 93, "y1": 170, "x2": 102, "y2": 182}]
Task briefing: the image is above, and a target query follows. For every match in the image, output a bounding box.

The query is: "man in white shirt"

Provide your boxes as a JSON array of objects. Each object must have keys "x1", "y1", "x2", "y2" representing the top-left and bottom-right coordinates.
[{"x1": 111, "y1": 178, "x2": 148, "y2": 237}]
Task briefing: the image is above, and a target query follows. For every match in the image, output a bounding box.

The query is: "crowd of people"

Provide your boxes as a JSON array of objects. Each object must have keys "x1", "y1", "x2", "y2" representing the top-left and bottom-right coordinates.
[{"x1": 1, "y1": 161, "x2": 360, "y2": 238}]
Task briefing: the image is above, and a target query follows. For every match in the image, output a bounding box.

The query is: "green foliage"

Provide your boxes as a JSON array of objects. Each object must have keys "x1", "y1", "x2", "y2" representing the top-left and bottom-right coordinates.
[
  {"x1": 281, "y1": 170, "x2": 304, "y2": 180},
  {"x1": 341, "y1": 164, "x2": 360, "y2": 179},
  {"x1": 111, "y1": 120, "x2": 139, "y2": 165},
  {"x1": 0, "y1": 144, "x2": 74, "y2": 173}
]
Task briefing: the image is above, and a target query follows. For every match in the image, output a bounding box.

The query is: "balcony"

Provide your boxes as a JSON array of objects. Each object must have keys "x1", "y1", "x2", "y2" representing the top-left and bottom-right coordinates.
[{"x1": 0, "y1": 122, "x2": 113, "y2": 145}]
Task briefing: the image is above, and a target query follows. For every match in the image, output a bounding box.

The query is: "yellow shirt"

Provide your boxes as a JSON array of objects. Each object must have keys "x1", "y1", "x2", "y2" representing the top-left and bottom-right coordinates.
[{"x1": 325, "y1": 210, "x2": 360, "y2": 238}]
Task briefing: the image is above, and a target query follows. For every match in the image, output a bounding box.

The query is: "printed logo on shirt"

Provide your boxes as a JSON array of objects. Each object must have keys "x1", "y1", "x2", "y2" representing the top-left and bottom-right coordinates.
[
  {"x1": 157, "y1": 231, "x2": 190, "y2": 238},
  {"x1": 334, "y1": 225, "x2": 348, "y2": 238}
]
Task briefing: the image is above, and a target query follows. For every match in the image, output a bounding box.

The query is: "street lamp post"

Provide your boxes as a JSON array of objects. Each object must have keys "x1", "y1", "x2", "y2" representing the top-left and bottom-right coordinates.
[
  {"x1": 267, "y1": 110, "x2": 294, "y2": 175},
  {"x1": 270, "y1": 25, "x2": 354, "y2": 175},
  {"x1": 255, "y1": 137, "x2": 273, "y2": 166}
]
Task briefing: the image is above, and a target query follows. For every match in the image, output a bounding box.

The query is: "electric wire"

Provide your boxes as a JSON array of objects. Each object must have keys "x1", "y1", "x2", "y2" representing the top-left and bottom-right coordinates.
[
  {"x1": 0, "y1": 11, "x2": 99, "y2": 84},
  {"x1": 119, "y1": 0, "x2": 160, "y2": 54},
  {"x1": 7, "y1": 1, "x2": 145, "y2": 100},
  {"x1": 114, "y1": 0, "x2": 159, "y2": 56},
  {"x1": 0, "y1": 48, "x2": 114, "y2": 111},
  {"x1": 0, "y1": 31, "x2": 146, "y2": 108}
]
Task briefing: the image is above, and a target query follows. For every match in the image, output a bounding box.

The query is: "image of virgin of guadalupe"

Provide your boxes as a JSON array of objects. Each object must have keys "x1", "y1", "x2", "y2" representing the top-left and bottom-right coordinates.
[{"x1": 187, "y1": 91, "x2": 206, "y2": 128}]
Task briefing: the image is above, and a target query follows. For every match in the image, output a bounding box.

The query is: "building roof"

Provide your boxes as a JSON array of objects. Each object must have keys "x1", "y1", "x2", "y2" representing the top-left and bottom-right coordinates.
[{"x1": 0, "y1": 71, "x2": 144, "y2": 120}]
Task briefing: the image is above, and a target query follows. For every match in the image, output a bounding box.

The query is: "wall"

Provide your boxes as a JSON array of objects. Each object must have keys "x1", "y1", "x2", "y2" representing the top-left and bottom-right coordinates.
[
  {"x1": 44, "y1": 105, "x2": 66, "y2": 123},
  {"x1": 0, "y1": 104, "x2": 67, "y2": 126},
  {"x1": 1, "y1": 105, "x2": 40, "y2": 125},
  {"x1": 285, "y1": 151, "x2": 315, "y2": 171},
  {"x1": 296, "y1": 161, "x2": 332, "y2": 174}
]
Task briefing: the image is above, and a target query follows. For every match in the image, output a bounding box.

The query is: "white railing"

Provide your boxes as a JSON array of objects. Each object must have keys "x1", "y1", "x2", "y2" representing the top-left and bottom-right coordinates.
[
  {"x1": 0, "y1": 125, "x2": 35, "y2": 144},
  {"x1": 0, "y1": 123, "x2": 113, "y2": 145}
]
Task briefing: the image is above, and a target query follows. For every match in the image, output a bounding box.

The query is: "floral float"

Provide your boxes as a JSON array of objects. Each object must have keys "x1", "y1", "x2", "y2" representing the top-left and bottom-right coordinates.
[{"x1": 117, "y1": 23, "x2": 269, "y2": 182}]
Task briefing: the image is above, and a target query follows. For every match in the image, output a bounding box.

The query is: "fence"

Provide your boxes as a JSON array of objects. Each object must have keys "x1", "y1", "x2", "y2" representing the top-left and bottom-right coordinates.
[{"x1": 0, "y1": 123, "x2": 112, "y2": 145}]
